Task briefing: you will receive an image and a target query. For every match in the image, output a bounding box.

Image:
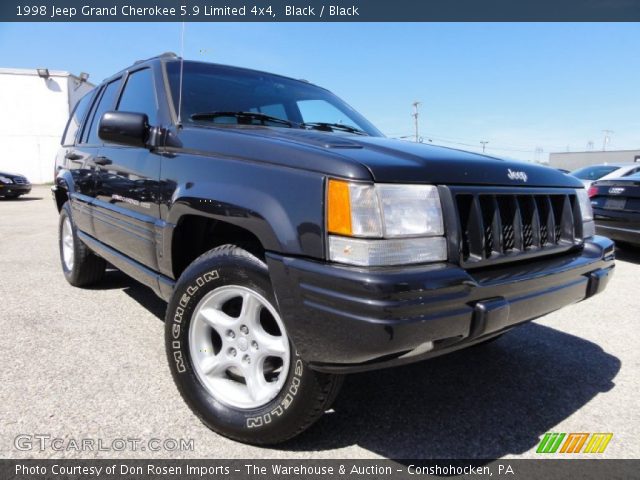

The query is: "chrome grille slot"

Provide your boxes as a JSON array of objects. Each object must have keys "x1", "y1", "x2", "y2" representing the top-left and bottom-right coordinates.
[{"x1": 450, "y1": 187, "x2": 582, "y2": 268}]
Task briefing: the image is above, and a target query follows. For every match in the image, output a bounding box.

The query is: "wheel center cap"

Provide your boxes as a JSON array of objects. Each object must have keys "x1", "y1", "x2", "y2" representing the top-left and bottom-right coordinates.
[{"x1": 237, "y1": 337, "x2": 249, "y2": 352}]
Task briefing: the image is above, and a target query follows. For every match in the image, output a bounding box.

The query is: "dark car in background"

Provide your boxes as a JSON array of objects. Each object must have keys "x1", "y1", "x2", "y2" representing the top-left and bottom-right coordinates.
[
  {"x1": 0, "y1": 171, "x2": 31, "y2": 198},
  {"x1": 590, "y1": 172, "x2": 640, "y2": 246}
]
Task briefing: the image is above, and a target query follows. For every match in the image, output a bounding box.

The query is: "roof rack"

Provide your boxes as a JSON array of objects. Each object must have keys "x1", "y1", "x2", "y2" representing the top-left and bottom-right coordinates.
[{"x1": 134, "y1": 52, "x2": 179, "y2": 65}]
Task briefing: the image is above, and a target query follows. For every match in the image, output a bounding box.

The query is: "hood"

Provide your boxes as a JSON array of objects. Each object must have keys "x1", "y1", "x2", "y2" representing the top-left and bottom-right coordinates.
[
  {"x1": 0, "y1": 171, "x2": 24, "y2": 178},
  {"x1": 244, "y1": 129, "x2": 583, "y2": 188},
  {"x1": 179, "y1": 126, "x2": 583, "y2": 188}
]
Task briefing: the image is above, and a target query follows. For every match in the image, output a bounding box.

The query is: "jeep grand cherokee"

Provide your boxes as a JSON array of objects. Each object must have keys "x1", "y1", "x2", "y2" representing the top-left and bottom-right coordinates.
[{"x1": 52, "y1": 53, "x2": 614, "y2": 445}]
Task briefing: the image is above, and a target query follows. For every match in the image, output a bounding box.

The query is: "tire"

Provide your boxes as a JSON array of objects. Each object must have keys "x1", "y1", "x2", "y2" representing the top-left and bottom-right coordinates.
[
  {"x1": 165, "y1": 245, "x2": 343, "y2": 445},
  {"x1": 58, "y1": 201, "x2": 106, "y2": 287},
  {"x1": 3, "y1": 193, "x2": 21, "y2": 199}
]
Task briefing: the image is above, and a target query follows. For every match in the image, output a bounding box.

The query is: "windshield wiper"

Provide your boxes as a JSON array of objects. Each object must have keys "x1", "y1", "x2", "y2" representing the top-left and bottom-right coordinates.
[
  {"x1": 190, "y1": 111, "x2": 296, "y2": 128},
  {"x1": 302, "y1": 122, "x2": 368, "y2": 136}
]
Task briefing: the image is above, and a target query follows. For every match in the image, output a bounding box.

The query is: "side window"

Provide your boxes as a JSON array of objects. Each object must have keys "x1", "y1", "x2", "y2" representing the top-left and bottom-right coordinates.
[
  {"x1": 62, "y1": 91, "x2": 94, "y2": 146},
  {"x1": 297, "y1": 99, "x2": 360, "y2": 128},
  {"x1": 79, "y1": 86, "x2": 102, "y2": 144},
  {"x1": 623, "y1": 167, "x2": 640, "y2": 176},
  {"x1": 117, "y1": 69, "x2": 158, "y2": 125},
  {"x1": 85, "y1": 79, "x2": 122, "y2": 145}
]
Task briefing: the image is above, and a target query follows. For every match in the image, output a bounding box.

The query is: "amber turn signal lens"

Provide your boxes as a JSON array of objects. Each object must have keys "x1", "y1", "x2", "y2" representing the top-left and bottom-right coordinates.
[{"x1": 327, "y1": 179, "x2": 352, "y2": 235}]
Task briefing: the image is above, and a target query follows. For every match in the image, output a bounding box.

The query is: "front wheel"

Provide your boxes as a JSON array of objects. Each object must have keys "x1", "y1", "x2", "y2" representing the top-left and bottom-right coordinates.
[{"x1": 165, "y1": 245, "x2": 342, "y2": 445}]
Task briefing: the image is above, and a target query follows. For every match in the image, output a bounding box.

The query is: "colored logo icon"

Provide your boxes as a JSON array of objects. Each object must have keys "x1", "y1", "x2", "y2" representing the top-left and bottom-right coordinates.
[{"x1": 536, "y1": 433, "x2": 613, "y2": 454}]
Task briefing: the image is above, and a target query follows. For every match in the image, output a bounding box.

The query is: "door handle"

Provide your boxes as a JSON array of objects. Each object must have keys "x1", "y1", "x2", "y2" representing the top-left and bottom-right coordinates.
[
  {"x1": 65, "y1": 152, "x2": 82, "y2": 161},
  {"x1": 94, "y1": 156, "x2": 112, "y2": 166}
]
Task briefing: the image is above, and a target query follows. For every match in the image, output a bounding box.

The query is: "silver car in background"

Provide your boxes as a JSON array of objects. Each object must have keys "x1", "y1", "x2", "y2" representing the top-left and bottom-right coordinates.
[{"x1": 571, "y1": 163, "x2": 640, "y2": 188}]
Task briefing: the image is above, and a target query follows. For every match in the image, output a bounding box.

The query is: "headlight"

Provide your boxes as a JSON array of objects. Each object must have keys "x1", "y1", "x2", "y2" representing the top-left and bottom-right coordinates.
[
  {"x1": 0, "y1": 176, "x2": 13, "y2": 184},
  {"x1": 327, "y1": 179, "x2": 447, "y2": 266},
  {"x1": 377, "y1": 184, "x2": 444, "y2": 237},
  {"x1": 576, "y1": 188, "x2": 595, "y2": 238}
]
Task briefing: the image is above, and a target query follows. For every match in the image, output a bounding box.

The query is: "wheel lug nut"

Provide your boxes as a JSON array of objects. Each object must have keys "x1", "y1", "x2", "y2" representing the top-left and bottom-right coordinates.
[
  {"x1": 240, "y1": 325, "x2": 249, "y2": 335},
  {"x1": 251, "y1": 341, "x2": 259, "y2": 350},
  {"x1": 228, "y1": 348, "x2": 237, "y2": 357},
  {"x1": 226, "y1": 330, "x2": 235, "y2": 339},
  {"x1": 242, "y1": 354, "x2": 251, "y2": 364}
]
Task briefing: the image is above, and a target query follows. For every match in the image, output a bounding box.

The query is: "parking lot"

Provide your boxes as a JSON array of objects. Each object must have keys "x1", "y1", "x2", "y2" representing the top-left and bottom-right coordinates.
[{"x1": 1, "y1": 185, "x2": 638, "y2": 459}]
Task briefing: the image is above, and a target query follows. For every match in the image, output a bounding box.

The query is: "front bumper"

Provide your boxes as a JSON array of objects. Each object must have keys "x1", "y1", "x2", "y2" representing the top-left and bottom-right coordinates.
[
  {"x1": 0, "y1": 183, "x2": 31, "y2": 196},
  {"x1": 266, "y1": 236, "x2": 615, "y2": 373}
]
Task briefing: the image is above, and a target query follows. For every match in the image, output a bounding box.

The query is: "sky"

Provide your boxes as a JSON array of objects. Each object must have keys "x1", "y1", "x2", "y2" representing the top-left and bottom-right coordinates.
[{"x1": 1, "y1": 22, "x2": 639, "y2": 162}]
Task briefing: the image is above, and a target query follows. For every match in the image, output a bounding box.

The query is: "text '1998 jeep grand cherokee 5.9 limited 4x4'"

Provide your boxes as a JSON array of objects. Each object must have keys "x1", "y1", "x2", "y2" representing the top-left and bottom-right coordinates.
[{"x1": 52, "y1": 53, "x2": 615, "y2": 445}]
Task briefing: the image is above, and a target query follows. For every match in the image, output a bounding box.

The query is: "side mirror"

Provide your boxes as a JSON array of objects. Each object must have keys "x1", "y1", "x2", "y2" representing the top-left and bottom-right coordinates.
[{"x1": 98, "y1": 111, "x2": 149, "y2": 147}]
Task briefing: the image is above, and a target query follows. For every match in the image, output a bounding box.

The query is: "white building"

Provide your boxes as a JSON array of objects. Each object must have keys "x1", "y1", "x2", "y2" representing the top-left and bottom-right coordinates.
[
  {"x1": 0, "y1": 68, "x2": 94, "y2": 184},
  {"x1": 549, "y1": 149, "x2": 640, "y2": 171}
]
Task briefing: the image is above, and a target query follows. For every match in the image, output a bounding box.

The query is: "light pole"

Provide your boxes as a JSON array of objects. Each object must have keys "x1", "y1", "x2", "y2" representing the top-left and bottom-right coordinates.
[
  {"x1": 412, "y1": 101, "x2": 421, "y2": 143},
  {"x1": 480, "y1": 140, "x2": 489, "y2": 153},
  {"x1": 602, "y1": 130, "x2": 614, "y2": 151}
]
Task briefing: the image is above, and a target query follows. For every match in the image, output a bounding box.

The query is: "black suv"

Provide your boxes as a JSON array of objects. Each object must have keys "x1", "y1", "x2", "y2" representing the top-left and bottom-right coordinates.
[{"x1": 53, "y1": 53, "x2": 615, "y2": 445}]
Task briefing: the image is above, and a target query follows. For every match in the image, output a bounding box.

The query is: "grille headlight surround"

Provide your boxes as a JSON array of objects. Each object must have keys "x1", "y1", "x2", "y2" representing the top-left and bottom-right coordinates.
[
  {"x1": 327, "y1": 179, "x2": 447, "y2": 266},
  {"x1": 576, "y1": 188, "x2": 595, "y2": 238},
  {"x1": 328, "y1": 236, "x2": 447, "y2": 267}
]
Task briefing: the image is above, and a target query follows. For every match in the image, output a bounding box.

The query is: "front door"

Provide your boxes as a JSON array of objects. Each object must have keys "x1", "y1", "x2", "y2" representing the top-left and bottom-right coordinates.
[{"x1": 90, "y1": 68, "x2": 162, "y2": 270}]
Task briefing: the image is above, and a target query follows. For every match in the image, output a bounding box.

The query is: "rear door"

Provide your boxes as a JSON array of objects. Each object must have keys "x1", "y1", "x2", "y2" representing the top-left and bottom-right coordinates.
[
  {"x1": 91, "y1": 67, "x2": 162, "y2": 270},
  {"x1": 59, "y1": 87, "x2": 103, "y2": 236}
]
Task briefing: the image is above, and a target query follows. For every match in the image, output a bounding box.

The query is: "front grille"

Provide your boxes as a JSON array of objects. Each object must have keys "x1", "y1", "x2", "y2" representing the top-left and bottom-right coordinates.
[
  {"x1": 12, "y1": 176, "x2": 28, "y2": 185},
  {"x1": 451, "y1": 187, "x2": 582, "y2": 268}
]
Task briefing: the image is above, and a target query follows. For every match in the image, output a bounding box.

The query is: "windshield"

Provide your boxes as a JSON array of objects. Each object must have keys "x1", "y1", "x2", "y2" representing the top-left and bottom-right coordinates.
[
  {"x1": 165, "y1": 61, "x2": 382, "y2": 136},
  {"x1": 571, "y1": 165, "x2": 619, "y2": 180}
]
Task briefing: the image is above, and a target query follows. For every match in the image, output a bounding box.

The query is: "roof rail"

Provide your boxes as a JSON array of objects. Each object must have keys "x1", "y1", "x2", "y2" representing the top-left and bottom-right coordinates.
[{"x1": 134, "y1": 52, "x2": 179, "y2": 65}]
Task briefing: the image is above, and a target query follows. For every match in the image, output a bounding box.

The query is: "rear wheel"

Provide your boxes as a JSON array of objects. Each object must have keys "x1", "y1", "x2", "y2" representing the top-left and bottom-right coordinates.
[
  {"x1": 166, "y1": 245, "x2": 342, "y2": 445},
  {"x1": 58, "y1": 201, "x2": 106, "y2": 287}
]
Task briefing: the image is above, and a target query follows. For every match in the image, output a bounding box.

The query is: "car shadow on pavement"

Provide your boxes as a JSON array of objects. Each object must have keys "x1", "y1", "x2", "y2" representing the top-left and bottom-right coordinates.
[
  {"x1": 615, "y1": 244, "x2": 640, "y2": 264},
  {"x1": 284, "y1": 323, "x2": 620, "y2": 459},
  {"x1": 0, "y1": 196, "x2": 43, "y2": 201},
  {"x1": 92, "y1": 268, "x2": 167, "y2": 321}
]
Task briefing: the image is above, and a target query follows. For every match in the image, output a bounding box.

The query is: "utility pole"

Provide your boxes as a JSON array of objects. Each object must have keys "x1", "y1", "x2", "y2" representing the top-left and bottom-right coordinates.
[
  {"x1": 480, "y1": 140, "x2": 488, "y2": 153},
  {"x1": 602, "y1": 130, "x2": 614, "y2": 151},
  {"x1": 412, "y1": 101, "x2": 421, "y2": 143}
]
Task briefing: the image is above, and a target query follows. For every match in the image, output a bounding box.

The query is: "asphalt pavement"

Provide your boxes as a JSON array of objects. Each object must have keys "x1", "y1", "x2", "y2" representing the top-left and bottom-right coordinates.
[{"x1": 1, "y1": 186, "x2": 638, "y2": 459}]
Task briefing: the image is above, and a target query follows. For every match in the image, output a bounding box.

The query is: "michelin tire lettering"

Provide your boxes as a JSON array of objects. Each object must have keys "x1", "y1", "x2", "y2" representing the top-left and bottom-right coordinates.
[
  {"x1": 170, "y1": 270, "x2": 219, "y2": 374},
  {"x1": 246, "y1": 359, "x2": 304, "y2": 428}
]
